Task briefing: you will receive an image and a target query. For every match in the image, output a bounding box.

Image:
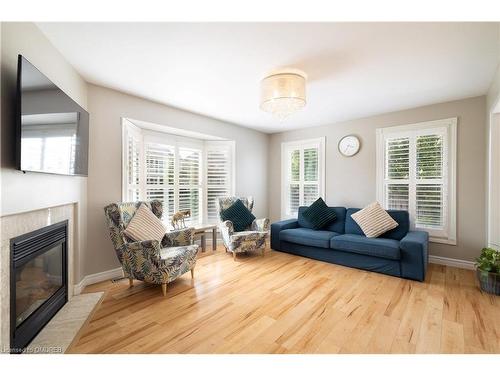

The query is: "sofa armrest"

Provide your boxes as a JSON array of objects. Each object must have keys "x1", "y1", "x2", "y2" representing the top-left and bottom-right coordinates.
[
  {"x1": 399, "y1": 230, "x2": 429, "y2": 281},
  {"x1": 270, "y1": 219, "x2": 299, "y2": 250}
]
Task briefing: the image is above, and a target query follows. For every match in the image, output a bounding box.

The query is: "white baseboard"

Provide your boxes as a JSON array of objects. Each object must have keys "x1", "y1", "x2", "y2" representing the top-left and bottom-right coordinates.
[
  {"x1": 429, "y1": 255, "x2": 475, "y2": 270},
  {"x1": 73, "y1": 267, "x2": 124, "y2": 295}
]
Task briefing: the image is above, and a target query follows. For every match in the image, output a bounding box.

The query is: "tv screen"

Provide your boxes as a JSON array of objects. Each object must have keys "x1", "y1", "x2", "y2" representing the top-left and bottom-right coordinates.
[{"x1": 16, "y1": 55, "x2": 89, "y2": 176}]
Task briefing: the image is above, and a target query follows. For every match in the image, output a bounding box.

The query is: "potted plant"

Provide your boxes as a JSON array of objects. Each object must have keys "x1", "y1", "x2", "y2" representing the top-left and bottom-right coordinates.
[{"x1": 475, "y1": 247, "x2": 500, "y2": 295}]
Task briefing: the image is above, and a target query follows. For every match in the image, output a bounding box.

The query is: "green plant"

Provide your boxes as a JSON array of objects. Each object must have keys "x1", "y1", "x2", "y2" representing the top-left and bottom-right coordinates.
[{"x1": 475, "y1": 247, "x2": 500, "y2": 274}]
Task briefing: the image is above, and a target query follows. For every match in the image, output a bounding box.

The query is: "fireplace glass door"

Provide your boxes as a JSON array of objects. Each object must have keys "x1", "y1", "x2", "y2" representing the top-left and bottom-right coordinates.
[{"x1": 15, "y1": 244, "x2": 64, "y2": 328}]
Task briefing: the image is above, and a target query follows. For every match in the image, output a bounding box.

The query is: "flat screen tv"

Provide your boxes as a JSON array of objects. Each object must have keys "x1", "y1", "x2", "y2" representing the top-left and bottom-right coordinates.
[{"x1": 16, "y1": 55, "x2": 89, "y2": 176}]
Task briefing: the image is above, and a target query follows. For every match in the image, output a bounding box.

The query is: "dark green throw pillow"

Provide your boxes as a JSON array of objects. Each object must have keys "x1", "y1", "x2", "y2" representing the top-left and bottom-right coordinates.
[
  {"x1": 302, "y1": 197, "x2": 336, "y2": 230},
  {"x1": 221, "y1": 199, "x2": 256, "y2": 232}
]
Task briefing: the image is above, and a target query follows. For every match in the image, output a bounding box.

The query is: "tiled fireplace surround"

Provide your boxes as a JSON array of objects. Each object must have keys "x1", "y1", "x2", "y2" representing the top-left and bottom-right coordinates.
[{"x1": 0, "y1": 203, "x2": 79, "y2": 350}]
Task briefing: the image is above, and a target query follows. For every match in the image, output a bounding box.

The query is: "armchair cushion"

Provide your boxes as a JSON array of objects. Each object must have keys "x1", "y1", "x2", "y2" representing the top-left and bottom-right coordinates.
[
  {"x1": 220, "y1": 199, "x2": 256, "y2": 232},
  {"x1": 123, "y1": 203, "x2": 167, "y2": 243}
]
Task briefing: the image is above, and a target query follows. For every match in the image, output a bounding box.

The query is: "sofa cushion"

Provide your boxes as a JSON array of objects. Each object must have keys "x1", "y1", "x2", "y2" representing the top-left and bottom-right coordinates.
[
  {"x1": 330, "y1": 234, "x2": 401, "y2": 260},
  {"x1": 280, "y1": 228, "x2": 340, "y2": 249},
  {"x1": 350, "y1": 202, "x2": 398, "y2": 238},
  {"x1": 221, "y1": 199, "x2": 256, "y2": 232},
  {"x1": 346, "y1": 208, "x2": 409, "y2": 240},
  {"x1": 301, "y1": 198, "x2": 337, "y2": 230},
  {"x1": 298, "y1": 206, "x2": 346, "y2": 234}
]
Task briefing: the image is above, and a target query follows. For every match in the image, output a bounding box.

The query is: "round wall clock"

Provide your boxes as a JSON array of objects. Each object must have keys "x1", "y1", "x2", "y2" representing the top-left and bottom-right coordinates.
[{"x1": 338, "y1": 135, "x2": 360, "y2": 157}]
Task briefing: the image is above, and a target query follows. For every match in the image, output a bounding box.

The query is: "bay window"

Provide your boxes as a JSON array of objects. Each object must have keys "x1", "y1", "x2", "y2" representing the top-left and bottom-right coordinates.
[{"x1": 122, "y1": 121, "x2": 234, "y2": 225}]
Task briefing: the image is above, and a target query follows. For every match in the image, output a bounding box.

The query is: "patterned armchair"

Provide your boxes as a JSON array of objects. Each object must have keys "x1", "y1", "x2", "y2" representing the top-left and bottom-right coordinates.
[
  {"x1": 104, "y1": 200, "x2": 199, "y2": 297},
  {"x1": 217, "y1": 196, "x2": 270, "y2": 260}
]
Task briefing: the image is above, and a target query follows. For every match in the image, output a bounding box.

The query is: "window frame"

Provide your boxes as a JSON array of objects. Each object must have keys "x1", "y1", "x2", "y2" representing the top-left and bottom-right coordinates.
[
  {"x1": 281, "y1": 137, "x2": 326, "y2": 219},
  {"x1": 376, "y1": 118, "x2": 457, "y2": 245},
  {"x1": 122, "y1": 120, "x2": 235, "y2": 225}
]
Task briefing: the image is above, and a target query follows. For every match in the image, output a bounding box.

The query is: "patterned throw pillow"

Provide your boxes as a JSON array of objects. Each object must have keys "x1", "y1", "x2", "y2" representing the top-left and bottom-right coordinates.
[
  {"x1": 351, "y1": 202, "x2": 398, "y2": 238},
  {"x1": 221, "y1": 199, "x2": 256, "y2": 232},
  {"x1": 123, "y1": 203, "x2": 167, "y2": 243},
  {"x1": 302, "y1": 197, "x2": 337, "y2": 230}
]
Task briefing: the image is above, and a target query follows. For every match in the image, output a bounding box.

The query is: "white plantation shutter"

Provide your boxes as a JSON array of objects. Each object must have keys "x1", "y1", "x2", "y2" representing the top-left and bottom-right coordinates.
[
  {"x1": 385, "y1": 137, "x2": 410, "y2": 211},
  {"x1": 282, "y1": 138, "x2": 325, "y2": 218},
  {"x1": 123, "y1": 121, "x2": 142, "y2": 201},
  {"x1": 178, "y1": 147, "x2": 202, "y2": 225},
  {"x1": 206, "y1": 143, "x2": 233, "y2": 223},
  {"x1": 415, "y1": 134, "x2": 446, "y2": 229},
  {"x1": 303, "y1": 148, "x2": 319, "y2": 206},
  {"x1": 377, "y1": 118, "x2": 456, "y2": 243},
  {"x1": 289, "y1": 149, "x2": 300, "y2": 214},
  {"x1": 145, "y1": 142, "x2": 175, "y2": 221}
]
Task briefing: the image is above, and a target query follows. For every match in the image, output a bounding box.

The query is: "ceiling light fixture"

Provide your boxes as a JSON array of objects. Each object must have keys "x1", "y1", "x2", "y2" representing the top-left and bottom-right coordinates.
[{"x1": 260, "y1": 68, "x2": 307, "y2": 121}]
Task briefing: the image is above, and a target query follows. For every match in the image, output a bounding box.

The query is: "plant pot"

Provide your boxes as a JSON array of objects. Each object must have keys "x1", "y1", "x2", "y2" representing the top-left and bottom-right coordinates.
[{"x1": 476, "y1": 269, "x2": 500, "y2": 296}]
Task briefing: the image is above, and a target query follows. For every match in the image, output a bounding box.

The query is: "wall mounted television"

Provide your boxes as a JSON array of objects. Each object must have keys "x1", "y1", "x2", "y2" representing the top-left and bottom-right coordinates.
[{"x1": 16, "y1": 55, "x2": 89, "y2": 176}]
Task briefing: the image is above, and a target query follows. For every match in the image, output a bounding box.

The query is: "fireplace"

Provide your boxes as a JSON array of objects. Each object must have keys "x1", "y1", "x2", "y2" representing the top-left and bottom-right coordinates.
[{"x1": 10, "y1": 220, "x2": 68, "y2": 352}]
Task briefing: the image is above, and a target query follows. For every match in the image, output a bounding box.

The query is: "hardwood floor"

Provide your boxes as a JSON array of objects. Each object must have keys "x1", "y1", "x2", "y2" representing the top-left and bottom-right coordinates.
[{"x1": 69, "y1": 247, "x2": 499, "y2": 354}]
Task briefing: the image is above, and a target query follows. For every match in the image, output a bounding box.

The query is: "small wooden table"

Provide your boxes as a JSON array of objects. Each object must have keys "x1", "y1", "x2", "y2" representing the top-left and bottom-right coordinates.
[{"x1": 193, "y1": 224, "x2": 217, "y2": 252}]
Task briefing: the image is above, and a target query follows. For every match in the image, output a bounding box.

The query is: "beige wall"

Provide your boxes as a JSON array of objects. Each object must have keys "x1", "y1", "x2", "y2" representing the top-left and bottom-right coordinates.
[
  {"x1": 85, "y1": 84, "x2": 269, "y2": 276},
  {"x1": 0, "y1": 22, "x2": 88, "y2": 283},
  {"x1": 269, "y1": 96, "x2": 487, "y2": 262}
]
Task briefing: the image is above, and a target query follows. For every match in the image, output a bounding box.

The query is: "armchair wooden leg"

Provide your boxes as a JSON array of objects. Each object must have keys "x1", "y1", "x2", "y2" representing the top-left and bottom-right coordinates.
[
  {"x1": 190, "y1": 268, "x2": 195, "y2": 279},
  {"x1": 233, "y1": 251, "x2": 236, "y2": 261},
  {"x1": 161, "y1": 282, "x2": 167, "y2": 297},
  {"x1": 129, "y1": 278, "x2": 133, "y2": 287},
  {"x1": 261, "y1": 248, "x2": 265, "y2": 257}
]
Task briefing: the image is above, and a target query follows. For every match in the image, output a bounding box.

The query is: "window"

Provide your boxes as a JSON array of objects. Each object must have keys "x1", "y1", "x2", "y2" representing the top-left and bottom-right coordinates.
[
  {"x1": 376, "y1": 118, "x2": 457, "y2": 244},
  {"x1": 281, "y1": 137, "x2": 325, "y2": 218},
  {"x1": 122, "y1": 120, "x2": 234, "y2": 225}
]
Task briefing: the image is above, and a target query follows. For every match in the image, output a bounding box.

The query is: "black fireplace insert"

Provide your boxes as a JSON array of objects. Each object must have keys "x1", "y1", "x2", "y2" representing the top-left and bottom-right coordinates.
[{"x1": 10, "y1": 220, "x2": 68, "y2": 353}]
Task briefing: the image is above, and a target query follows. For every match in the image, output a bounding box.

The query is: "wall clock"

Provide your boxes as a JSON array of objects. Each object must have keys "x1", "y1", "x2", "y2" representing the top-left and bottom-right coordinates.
[{"x1": 338, "y1": 135, "x2": 360, "y2": 157}]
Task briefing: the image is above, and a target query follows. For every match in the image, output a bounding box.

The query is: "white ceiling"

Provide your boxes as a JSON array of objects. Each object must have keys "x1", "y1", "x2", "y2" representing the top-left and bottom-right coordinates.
[{"x1": 37, "y1": 22, "x2": 499, "y2": 134}]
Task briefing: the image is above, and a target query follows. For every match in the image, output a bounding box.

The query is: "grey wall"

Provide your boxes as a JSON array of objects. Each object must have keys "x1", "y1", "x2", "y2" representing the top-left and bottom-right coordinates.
[
  {"x1": 86, "y1": 84, "x2": 269, "y2": 276},
  {"x1": 0, "y1": 22, "x2": 88, "y2": 282},
  {"x1": 268, "y1": 96, "x2": 487, "y2": 262}
]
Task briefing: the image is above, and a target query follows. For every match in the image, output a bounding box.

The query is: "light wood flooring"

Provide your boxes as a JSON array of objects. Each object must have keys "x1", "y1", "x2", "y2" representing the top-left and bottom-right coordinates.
[{"x1": 69, "y1": 247, "x2": 499, "y2": 354}]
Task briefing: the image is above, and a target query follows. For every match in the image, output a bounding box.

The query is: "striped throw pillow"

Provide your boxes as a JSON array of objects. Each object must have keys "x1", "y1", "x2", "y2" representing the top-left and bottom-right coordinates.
[
  {"x1": 123, "y1": 203, "x2": 167, "y2": 243},
  {"x1": 302, "y1": 197, "x2": 337, "y2": 230},
  {"x1": 351, "y1": 202, "x2": 398, "y2": 238},
  {"x1": 220, "y1": 199, "x2": 256, "y2": 232}
]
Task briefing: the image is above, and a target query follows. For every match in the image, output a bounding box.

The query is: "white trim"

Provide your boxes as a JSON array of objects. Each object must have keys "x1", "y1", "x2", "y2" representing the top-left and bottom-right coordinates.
[
  {"x1": 487, "y1": 112, "x2": 500, "y2": 250},
  {"x1": 73, "y1": 267, "x2": 124, "y2": 295},
  {"x1": 429, "y1": 255, "x2": 475, "y2": 270},
  {"x1": 376, "y1": 118, "x2": 457, "y2": 245}
]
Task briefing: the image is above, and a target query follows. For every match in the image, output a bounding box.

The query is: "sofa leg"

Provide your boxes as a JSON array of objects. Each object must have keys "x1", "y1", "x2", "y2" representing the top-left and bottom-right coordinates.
[
  {"x1": 233, "y1": 251, "x2": 236, "y2": 261},
  {"x1": 128, "y1": 278, "x2": 133, "y2": 287},
  {"x1": 261, "y1": 248, "x2": 265, "y2": 257},
  {"x1": 161, "y1": 283, "x2": 167, "y2": 297},
  {"x1": 190, "y1": 268, "x2": 195, "y2": 279}
]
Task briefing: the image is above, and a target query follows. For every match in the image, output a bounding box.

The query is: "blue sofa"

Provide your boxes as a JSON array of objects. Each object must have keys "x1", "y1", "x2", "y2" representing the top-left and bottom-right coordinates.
[{"x1": 271, "y1": 206, "x2": 429, "y2": 281}]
